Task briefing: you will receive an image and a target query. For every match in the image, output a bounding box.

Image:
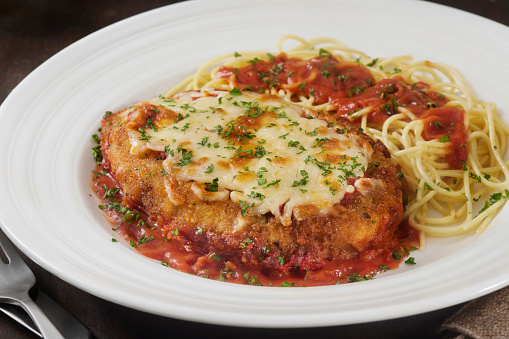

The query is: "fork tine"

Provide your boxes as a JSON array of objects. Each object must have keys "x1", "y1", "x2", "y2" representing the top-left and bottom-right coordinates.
[
  {"x1": 0, "y1": 227, "x2": 65, "y2": 338},
  {"x1": 0, "y1": 227, "x2": 27, "y2": 268}
]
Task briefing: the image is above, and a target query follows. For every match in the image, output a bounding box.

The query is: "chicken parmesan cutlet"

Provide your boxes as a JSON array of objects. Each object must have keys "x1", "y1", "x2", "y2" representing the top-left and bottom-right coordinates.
[{"x1": 98, "y1": 89, "x2": 406, "y2": 281}]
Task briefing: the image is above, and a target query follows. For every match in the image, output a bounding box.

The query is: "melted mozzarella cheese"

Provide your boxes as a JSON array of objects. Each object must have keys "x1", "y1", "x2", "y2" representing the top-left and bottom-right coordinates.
[{"x1": 127, "y1": 89, "x2": 373, "y2": 225}]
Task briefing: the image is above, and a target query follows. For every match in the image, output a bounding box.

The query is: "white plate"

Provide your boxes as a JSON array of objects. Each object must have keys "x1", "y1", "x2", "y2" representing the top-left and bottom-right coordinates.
[{"x1": 2, "y1": 0, "x2": 509, "y2": 328}]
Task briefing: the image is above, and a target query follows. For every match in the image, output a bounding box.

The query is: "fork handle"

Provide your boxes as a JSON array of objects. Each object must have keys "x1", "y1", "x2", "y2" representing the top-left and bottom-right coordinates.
[{"x1": 18, "y1": 294, "x2": 65, "y2": 339}]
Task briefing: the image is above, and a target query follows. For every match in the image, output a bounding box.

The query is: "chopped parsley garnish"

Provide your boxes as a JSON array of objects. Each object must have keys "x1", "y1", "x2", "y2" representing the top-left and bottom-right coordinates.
[
  {"x1": 92, "y1": 145, "x2": 103, "y2": 165},
  {"x1": 254, "y1": 145, "x2": 267, "y2": 158},
  {"x1": 248, "y1": 191, "x2": 265, "y2": 201},
  {"x1": 229, "y1": 87, "x2": 242, "y2": 96},
  {"x1": 198, "y1": 136, "x2": 209, "y2": 146},
  {"x1": 366, "y1": 58, "x2": 378, "y2": 67},
  {"x1": 173, "y1": 146, "x2": 193, "y2": 166},
  {"x1": 205, "y1": 164, "x2": 214, "y2": 174},
  {"x1": 211, "y1": 124, "x2": 223, "y2": 133},
  {"x1": 239, "y1": 200, "x2": 254, "y2": 216},
  {"x1": 204, "y1": 178, "x2": 219, "y2": 192},
  {"x1": 239, "y1": 237, "x2": 253, "y2": 248},
  {"x1": 137, "y1": 128, "x2": 152, "y2": 141},
  {"x1": 264, "y1": 179, "x2": 281, "y2": 188},
  {"x1": 145, "y1": 118, "x2": 158, "y2": 132},
  {"x1": 257, "y1": 178, "x2": 267, "y2": 185},
  {"x1": 478, "y1": 190, "x2": 509, "y2": 215},
  {"x1": 433, "y1": 120, "x2": 443, "y2": 129},
  {"x1": 392, "y1": 249, "x2": 402, "y2": 261},
  {"x1": 440, "y1": 135, "x2": 450, "y2": 143},
  {"x1": 405, "y1": 257, "x2": 416, "y2": 265}
]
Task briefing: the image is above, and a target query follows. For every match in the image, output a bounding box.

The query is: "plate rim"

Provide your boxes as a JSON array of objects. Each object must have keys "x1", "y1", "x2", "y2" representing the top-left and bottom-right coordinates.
[{"x1": 2, "y1": 0, "x2": 509, "y2": 328}]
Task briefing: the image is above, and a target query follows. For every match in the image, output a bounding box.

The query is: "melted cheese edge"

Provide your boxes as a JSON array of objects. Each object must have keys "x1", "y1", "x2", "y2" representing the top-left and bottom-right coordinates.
[{"x1": 127, "y1": 89, "x2": 374, "y2": 225}]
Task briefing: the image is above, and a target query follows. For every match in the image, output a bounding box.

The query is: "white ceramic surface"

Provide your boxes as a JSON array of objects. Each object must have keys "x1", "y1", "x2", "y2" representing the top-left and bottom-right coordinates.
[{"x1": 1, "y1": 0, "x2": 509, "y2": 327}]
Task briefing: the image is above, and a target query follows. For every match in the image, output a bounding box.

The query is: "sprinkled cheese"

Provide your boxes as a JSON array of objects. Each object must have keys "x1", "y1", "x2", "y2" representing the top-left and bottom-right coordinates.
[{"x1": 126, "y1": 89, "x2": 374, "y2": 225}]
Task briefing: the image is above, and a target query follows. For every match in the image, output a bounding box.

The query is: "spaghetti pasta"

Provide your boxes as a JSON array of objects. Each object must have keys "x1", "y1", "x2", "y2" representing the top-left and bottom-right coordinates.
[{"x1": 166, "y1": 35, "x2": 509, "y2": 237}]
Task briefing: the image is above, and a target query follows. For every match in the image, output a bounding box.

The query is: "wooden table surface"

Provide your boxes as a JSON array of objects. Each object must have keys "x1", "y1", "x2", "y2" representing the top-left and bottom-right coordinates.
[{"x1": 1, "y1": 1, "x2": 508, "y2": 338}]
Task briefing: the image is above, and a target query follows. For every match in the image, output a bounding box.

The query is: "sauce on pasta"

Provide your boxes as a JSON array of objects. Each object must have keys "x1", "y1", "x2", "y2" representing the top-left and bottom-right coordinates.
[
  {"x1": 217, "y1": 53, "x2": 467, "y2": 168},
  {"x1": 420, "y1": 106, "x2": 468, "y2": 169}
]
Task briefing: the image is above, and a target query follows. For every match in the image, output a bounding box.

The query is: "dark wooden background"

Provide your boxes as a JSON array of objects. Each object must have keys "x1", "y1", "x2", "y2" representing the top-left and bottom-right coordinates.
[{"x1": 1, "y1": 1, "x2": 508, "y2": 338}]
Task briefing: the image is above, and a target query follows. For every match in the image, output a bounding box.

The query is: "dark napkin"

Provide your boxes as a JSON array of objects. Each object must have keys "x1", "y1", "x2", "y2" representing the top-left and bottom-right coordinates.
[{"x1": 441, "y1": 286, "x2": 509, "y2": 338}]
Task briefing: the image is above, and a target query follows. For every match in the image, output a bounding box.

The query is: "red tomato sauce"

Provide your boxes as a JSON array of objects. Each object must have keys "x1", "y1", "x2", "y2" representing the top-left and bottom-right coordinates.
[
  {"x1": 217, "y1": 53, "x2": 467, "y2": 168},
  {"x1": 420, "y1": 106, "x2": 468, "y2": 169},
  {"x1": 91, "y1": 166, "x2": 420, "y2": 287}
]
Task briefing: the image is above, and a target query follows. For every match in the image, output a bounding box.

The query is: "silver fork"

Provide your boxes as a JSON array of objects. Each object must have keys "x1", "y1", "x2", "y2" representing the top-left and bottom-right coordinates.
[{"x1": 0, "y1": 228, "x2": 65, "y2": 338}]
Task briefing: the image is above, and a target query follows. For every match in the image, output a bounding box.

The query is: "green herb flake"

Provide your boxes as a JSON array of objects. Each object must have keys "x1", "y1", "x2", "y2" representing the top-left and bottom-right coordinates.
[
  {"x1": 205, "y1": 164, "x2": 214, "y2": 174},
  {"x1": 366, "y1": 58, "x2": 378, "y2": 67},
  {"x1": 440, "y1": 135, "x2": 450, "y2": 143},
  {"x1": 229, "y1": 87, "x2": 242, "y2": 96},
  {"x1": 405, "y1": 257, "x2": 417, "y2": 265},
  {"x1": 204, "y1": 178, "x2": 219, "y2": 192}
]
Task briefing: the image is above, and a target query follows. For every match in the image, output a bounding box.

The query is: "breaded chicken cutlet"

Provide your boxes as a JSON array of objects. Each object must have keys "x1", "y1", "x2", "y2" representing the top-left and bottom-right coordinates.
[{"x1": 99, "y1": 89, "x2": 404, "y2": 274}]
